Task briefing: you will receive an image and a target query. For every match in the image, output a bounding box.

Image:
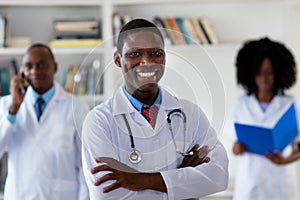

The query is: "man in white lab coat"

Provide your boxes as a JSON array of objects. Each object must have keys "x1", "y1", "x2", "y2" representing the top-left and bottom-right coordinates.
[
  {"x1": 0, "y1": 44, "x2": 89, "y2": 199},
  {"x1": 82, "y1": 18, "x2": 228, "y2": 200}
]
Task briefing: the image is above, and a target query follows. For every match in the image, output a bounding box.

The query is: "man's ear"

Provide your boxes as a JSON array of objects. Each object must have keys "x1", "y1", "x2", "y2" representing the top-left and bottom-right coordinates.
[
  {"x1": 54, "y1": 62, "x2": 58, "y2": 73},
  {"x1": 114, "y1": 52, "x2": 122, "y2": 68}
]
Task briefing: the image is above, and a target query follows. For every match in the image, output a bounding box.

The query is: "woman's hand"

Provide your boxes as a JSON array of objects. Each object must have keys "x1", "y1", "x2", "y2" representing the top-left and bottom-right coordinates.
[{"x1": 232, "y1": 141, "x2": 247, "y2": 155}]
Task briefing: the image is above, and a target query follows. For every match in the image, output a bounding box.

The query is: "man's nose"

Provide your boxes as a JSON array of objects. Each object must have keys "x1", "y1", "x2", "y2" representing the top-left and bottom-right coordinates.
[{"x1": 139, "y1": 55, "x2": 153, "y2": 65}]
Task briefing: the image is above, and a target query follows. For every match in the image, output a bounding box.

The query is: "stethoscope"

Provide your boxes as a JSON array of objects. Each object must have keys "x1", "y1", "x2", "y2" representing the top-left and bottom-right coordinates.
[{"x1": 122, "y1": 109, "x2": 193, "y2": 164}]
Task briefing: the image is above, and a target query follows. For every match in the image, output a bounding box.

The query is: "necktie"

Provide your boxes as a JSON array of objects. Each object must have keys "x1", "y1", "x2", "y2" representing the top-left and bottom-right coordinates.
[
  {"x1": 35, "y1": 97, "x2": 45, "y2": 121},
  {"x1": 142, "y1": 106, "x2": 158, "y2": 128}
]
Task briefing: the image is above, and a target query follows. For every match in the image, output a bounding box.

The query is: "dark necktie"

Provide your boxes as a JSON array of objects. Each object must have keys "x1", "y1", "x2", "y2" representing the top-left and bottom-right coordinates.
[
  {"x1": 142, "y1": 106, "x2": 158, "y2": 128},
  {"x1": 35, "y1": 97, "x2": 45, "y2": 121}
]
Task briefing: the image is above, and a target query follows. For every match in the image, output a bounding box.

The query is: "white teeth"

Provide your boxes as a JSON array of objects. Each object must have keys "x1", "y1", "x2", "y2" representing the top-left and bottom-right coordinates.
[{"x1": 137, "y1": 72, "x2": 155, "y2": 77}]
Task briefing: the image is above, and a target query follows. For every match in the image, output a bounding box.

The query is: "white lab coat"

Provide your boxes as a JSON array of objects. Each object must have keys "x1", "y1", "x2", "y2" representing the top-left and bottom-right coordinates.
[
  {"x1": 0, "y1": 82, "x2": 89, "y2": 200},
  {"x1": 223, "y1": 94, "x2": 300, "y2": 200},
  {"x1": 82, "y1": 87, "x2": 228, "y2": 200}
]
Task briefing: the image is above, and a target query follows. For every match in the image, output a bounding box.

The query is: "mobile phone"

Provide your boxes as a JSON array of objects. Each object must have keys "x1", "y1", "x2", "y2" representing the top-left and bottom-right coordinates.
[
  {"x1": 12, "y1": 59, "x2": 29, "y2": 94},
  {"x1": 19, "y1": 73, "x2": 29, "y2": 94}
]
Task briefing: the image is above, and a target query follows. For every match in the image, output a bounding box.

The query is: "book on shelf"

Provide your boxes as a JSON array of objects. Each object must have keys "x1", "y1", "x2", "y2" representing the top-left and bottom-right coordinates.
[
  {"x1": 166, "y1": 17, "x2": 185, "y2": 45},
  {"x1": 48, "y1": 39, "x2": 102, "y2": 48},
  {"x1": 234, "y1": 103, "x2": 298, "y2": 156},
  {"x1": 54, "y1": 20, "x2": 100, "y2": 32},
  {"x1": 63, "y1": 61, "x2": 102, "y2": 95},
  {"x1": 7, "y1": 37, "x2": 32, "y2": 48},
  {"x1": 0, "y1": 15, "x2": 8, "y2": 48},
  {"x1": 112, "y1": 13, "x2": 139, "y2": 46},
  {"x1": 53, "y1": 19, "x2": 101, "y2": 39},
  {"x1": 162, "y1": 18, "x2": 178, "y2": 45},
  {"x1": 112, "y1": 15, "x2": 219, "y2": 46},
  {"x1": 0, "y1": 68, "x2": 10, "y2": 96},
  {"x1": 51, "y1": 18, "x2": 102, "y2": 47},
  {"x1": 198, "y1": 18, "x2": 219, "y2": 45},
  {"x1": 189, "y1": 17, "x2": 208, "y2": 44},
  {"x1": 184, "y1": 18, "x2": 200, "y2": 44},
  {"x1": 64, "y1": 64, "x2": 79, "y2": 94},
  {"x1": 175, "y1": 17, "x2": 194, "y2": 45},
  {"x1": 152, "y1": 17, "x2": 172, "y2": 45},
  {"x1": 112, "y1": 13, "x2": 123, "y2": 45}
]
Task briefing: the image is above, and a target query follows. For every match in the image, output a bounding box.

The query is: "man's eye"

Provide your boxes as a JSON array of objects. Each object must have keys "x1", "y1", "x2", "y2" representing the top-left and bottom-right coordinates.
[
  {"x1": 129, "y1": 52, "x2": 141, "y2": 57},
  {"x1": 152, "y1": 50, "x2": 164, "y2": 56},
  {"x1": 37, "y1": 63, "x2": 48, "y2": 69},
  {"x1": 23, "y1": 64, "x2": 32, "y2": 70}
]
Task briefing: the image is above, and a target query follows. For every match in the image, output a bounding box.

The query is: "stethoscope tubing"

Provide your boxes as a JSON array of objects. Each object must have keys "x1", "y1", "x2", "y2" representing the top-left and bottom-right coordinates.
[{"x1": 123, "y1": 108, "x2": 191, "y2": 164}]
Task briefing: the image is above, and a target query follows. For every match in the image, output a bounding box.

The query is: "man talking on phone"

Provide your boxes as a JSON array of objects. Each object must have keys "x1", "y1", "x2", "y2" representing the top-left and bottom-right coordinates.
[{"x1": 0, "y1": 43, "x2": 89, "y2": 200}]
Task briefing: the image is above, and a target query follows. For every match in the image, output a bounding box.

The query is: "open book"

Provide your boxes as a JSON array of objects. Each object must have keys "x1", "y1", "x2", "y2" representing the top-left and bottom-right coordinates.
[{"x1": 234, "y1": 103, "x2": 298, "y2": 155}]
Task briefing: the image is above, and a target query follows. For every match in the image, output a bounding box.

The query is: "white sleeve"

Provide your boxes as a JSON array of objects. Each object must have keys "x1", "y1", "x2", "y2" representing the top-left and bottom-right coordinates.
[
  {"x1": 160, "y1": 106, "x2": 229, "y2": 200},
  {"x1": 0, "y1": 97, "x2": 15, "y2": 157},
  {"x1": 293, "y1": 99, "x2": 300, "y2": 143},
  {"x1": 161, "y1": 142, "x2": 228, "y2": 199},
  {"x1": 81, "y1": 109, "x2": 168, "y2": 200},
  {"x1": 72, "y1": 98, "x2": 90, "y2": 200}
]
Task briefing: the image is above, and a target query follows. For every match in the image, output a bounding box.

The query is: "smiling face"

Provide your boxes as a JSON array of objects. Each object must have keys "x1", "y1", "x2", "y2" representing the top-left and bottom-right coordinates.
[
  {"x1": 22, "y1": 46, "x2": 57, "y2": 94},
  {"x1": 114, "y1": 30, "x2": 165, "y2": 97},
  {"x1": 255, "y1": 58, "x2": 275, "y2": 94}
]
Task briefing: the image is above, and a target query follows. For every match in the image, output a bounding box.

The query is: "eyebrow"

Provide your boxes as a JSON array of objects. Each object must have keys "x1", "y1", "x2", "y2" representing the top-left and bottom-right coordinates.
[{"x1": 126, "y1": 47, "x2": 164, "y2": 51}]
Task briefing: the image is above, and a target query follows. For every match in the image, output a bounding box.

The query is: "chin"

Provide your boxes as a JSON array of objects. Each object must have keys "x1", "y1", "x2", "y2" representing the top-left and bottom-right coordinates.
[
  {"x1": 137, "y1": 83, "x2": 158, "y2": 92},
  {"x1": 33, "y1": 86, "x2": 45, "y2": 94}
]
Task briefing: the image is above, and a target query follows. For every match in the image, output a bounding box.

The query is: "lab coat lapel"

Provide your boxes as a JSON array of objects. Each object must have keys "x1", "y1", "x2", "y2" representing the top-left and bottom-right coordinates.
[
  {"x1": 38, "y1": 83, "x2": 66, "y2": 123},
  {"x1": 249, "y1": 94, "x2": 265, "y2": 120},
  {"x1": 154, "y1": 88, "x2": 182, "y2": 132},
  {"x1": 23, "y1": 87, "x2": 39, "y2": 125},
  {"x1": 113, "y1": 88, "x2": 149, "y2": 137},
  {"x1": 249, "y1": 94, "x2": 293, "y2": 126},
  {"x1": 263, "y1": 95, "x2": 293, "y2": 126},
  {"x1": 112, "y1": 87, "x2": 183, "y2": 136}
]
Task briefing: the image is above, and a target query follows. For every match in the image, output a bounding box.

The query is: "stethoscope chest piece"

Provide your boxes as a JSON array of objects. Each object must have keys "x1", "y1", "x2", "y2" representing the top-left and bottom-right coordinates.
[{"x1": 129, "y1": 150, "x2": 142, "y2": 164}]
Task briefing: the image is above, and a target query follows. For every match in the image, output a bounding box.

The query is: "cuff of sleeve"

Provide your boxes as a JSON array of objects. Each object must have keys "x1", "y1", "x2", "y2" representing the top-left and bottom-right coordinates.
[
  {"x1": 7, "y1": 112, "x2": 16, "y2": 124},
  {"x1": 160, "y1": 171, "x2": 174, "y2": 200}
]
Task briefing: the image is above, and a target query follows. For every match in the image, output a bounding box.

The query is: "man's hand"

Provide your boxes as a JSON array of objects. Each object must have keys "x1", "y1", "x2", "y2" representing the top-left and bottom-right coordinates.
[
  {"x1": 91, "y1": 157, "x2": 167, "y2": 193},
  {"x1": 232, "y1": 141, "x2": 247, "y2": 155},
  {"x1": 179, "y1": 144, "x2": 210, "y2": 168},
  {"x1": 9, "y1": 73, "x2": 28, "y2": 114}
]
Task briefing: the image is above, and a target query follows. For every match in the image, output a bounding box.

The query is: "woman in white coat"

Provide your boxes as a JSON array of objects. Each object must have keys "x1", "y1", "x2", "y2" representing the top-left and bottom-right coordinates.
[
  {"x1": 0, "y1": 44, "x2": 89, "y2": 199},
  {"x1": 224, "y1": 37, "x2": 300, "y2": 200}
]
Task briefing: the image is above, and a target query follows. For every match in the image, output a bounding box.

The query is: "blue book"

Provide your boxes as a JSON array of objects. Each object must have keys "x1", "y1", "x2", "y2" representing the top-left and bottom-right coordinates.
[
  {"x1": 234, "y1": 103, "x2": 298, "y2": 155},
  {"x1": 175, "y1": 17, "x2": 193, "y2": 44}
]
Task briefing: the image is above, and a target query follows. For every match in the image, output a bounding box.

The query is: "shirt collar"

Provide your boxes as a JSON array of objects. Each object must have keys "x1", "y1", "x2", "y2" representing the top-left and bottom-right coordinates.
[
  {"x1": 31, "y1": 85, "x2": 56, "y2": 105},
  {"x1": 122, "y1": 85, "x2": 162, "y2": 113}
]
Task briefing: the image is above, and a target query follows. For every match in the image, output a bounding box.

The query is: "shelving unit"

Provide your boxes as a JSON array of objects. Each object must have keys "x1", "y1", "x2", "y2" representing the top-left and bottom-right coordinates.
[
  {"x1": 1, "y1": 0, "x2": 300, "y2": 197},
  {"x1": 0, "y1": 1, "x2": 107, "y2": 109},
  {"x1": 0, "y1": 0, "x2": 293, "y2": 107}
]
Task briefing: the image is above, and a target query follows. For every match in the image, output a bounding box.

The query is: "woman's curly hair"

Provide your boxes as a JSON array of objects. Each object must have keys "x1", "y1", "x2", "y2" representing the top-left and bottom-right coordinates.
[{"x1": 235, "y1": 37, "x2": 296, "y2": 95}]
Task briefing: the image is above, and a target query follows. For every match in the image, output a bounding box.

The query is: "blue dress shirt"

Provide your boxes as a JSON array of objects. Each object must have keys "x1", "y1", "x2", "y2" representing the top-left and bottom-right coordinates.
[
  {"x1": 7, "y1": 85, "x2": 56, "y2": 123},
  {"x1": 122, "y1": 86, "x2": 161, "y2": 113}
]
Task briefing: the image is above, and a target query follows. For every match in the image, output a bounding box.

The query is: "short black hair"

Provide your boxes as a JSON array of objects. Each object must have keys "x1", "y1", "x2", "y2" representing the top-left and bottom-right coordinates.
[
  {"x1": 235, "y1": 37, "x2": 296, "y2": 95},
  {"x1": 27, "y1": 43, "x2": 55, "y2": 61},
  {"x1": 116, "y1": 18, "x2": 164, "y2": 54}
]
